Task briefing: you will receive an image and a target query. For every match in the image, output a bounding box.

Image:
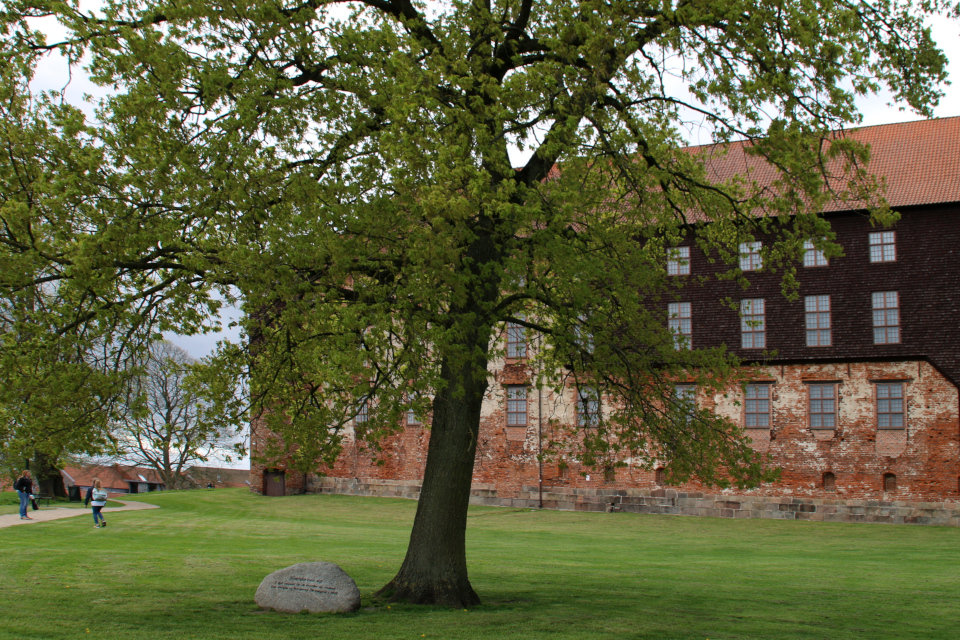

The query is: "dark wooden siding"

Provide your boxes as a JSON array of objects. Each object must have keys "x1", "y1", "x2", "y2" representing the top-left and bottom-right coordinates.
[{"x1": 673, "y1": 203, "x2": 960, "y2": 385}]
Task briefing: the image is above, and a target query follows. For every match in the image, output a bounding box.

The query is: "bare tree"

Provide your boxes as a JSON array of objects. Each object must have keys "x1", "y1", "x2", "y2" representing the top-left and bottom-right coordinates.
[{"x1": 115, "y1": 341, "x2": 242, "y2": 489}]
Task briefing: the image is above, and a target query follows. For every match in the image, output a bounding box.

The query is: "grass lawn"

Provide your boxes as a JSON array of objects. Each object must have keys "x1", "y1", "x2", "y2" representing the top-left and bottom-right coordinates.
[{"x1": 2, "y1": 489, "x2": 959, "y2": 640}]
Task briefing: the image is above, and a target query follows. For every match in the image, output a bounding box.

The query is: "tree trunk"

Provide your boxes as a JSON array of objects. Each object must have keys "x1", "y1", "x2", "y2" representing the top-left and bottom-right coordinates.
[
  {"x1": 376, "y1": 218, "x2": 501, "y2": 607},
  {"x1": 376, "y1": 351, "x2": 487, "y2": 607},
  {"x1": 32, "y1": 452, "x2": 67, "y2": 497}
]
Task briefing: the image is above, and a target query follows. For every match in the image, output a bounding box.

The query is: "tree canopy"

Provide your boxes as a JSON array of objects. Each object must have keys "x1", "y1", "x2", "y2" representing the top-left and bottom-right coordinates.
[
  {"x1": 1, "y1": 0, "x2": 955, "y2": 606},
  {"x1": 0, "y1": 280, "x2": 128, "y2": 492}
]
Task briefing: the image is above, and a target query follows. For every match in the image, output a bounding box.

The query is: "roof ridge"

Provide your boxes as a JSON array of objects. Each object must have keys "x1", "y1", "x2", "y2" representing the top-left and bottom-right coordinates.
[{"x1": 679, "y1": 115, "x2": 960, "y2": 153}]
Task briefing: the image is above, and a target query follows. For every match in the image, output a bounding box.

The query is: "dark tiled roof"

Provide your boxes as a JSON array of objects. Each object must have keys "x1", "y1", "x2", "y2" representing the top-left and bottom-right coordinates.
[{"x1": 693, "y1": 116, "x2": 960, "y2": 212}]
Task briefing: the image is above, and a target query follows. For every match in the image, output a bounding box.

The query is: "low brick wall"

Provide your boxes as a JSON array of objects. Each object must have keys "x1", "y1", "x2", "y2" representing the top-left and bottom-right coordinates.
[
  {"x1": 308, "y1": 476, "x2": 425, "y2": 500},
  {"x1": 306, "y1": 477, "x2": 960, "y2": 526}
]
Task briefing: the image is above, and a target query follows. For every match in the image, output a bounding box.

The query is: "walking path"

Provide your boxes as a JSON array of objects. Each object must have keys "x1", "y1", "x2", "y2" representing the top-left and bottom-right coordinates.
[{"x1": 0, "y1": 500, "x2": 159, "y2": 528}]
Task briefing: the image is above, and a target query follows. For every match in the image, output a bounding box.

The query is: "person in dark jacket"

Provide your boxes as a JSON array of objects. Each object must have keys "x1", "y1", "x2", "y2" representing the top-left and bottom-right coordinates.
[{"x1": 14, "y1": 470, "x2": 33, "y2": 520}]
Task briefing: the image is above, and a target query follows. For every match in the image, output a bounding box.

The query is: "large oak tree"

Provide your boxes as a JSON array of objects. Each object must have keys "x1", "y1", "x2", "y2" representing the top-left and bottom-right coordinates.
[{"x1": 1, "y1": 0, "x2": 954, "y2": 606}]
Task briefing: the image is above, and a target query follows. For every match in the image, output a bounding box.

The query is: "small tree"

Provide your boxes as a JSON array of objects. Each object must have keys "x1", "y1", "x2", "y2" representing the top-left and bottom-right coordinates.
[{"x1": 115, "y1": 341, "x2": 243, "y2": 489}]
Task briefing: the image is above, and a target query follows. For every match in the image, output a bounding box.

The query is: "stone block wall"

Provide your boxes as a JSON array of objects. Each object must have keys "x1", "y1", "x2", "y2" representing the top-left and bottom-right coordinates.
[{"x1": 307, "y1": 477, "x2": 960, "y2": 526}]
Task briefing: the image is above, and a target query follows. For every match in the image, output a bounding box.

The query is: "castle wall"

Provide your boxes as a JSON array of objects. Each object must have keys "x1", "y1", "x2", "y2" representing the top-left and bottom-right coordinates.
[
  {"x1": 253, "y1": 358, "x2": 960, "y2": 525},
  {"x1": 247, "y1": 127, "x2": 960, "y2": 525}
]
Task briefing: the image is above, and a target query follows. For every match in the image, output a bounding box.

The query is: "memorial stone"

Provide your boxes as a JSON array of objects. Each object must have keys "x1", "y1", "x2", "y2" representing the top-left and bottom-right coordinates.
[{"x1": 255, "y1": 562, "x2": 361, "y2": 613}]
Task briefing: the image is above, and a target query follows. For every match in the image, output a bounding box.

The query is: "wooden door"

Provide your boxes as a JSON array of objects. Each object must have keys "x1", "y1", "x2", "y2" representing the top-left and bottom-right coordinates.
[{"x1": 263, "y1": 470, "x2": 285, "y2": 496}]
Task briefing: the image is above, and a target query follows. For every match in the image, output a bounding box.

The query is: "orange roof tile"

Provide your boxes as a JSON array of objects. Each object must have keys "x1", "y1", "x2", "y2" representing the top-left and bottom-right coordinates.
[
  {"x1": 693, "y1": 116, "x2": 960, "y2": 213},
  {"x1": 62, "y1": 464, "x2": 166, "y2": 490}
]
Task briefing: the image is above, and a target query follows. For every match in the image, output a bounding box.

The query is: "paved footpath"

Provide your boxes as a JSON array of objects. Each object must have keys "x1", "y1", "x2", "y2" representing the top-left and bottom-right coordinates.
[{"x1": 0, "y1": 500, "x2": 159, "y2": 528}]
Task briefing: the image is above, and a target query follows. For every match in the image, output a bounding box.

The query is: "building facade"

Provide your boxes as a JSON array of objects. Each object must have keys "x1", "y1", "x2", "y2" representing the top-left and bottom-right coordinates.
[
  {"x1": 61, "y1": 464, "x2": 166, "y2": 495},
  {"x1": 252, "y1": 117, "x2": 960, "y2": 525}
]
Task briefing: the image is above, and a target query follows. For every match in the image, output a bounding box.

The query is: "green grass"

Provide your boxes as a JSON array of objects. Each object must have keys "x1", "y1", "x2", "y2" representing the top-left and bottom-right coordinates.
[{"x1": 2, "y1": 489, "x2": 959, "y2": 640}]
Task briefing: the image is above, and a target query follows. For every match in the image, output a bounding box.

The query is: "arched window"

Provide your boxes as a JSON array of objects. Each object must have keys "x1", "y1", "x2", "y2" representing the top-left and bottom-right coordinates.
[
  {"x1": 823, "y1": 472, "x2": 836, "y2": 492},
  {"x1": 655, "y1": 468, "x2": 665, "y2": 486},
  {"x1": 883, "y1": 473, "x2": 897, "y2": 492}
]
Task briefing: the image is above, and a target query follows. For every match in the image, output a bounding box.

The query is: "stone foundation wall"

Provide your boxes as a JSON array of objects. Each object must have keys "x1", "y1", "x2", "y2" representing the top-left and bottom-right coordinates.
[{"x1": 307, "y1": 476, "x2": 960, "y2": 526}]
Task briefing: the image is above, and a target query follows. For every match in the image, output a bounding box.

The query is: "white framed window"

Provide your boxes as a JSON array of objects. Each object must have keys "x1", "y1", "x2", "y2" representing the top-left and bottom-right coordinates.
[
  {"x1": 356, "y1": 399, "x2": 369, "y2": 424},
  {"x1": 872, "y1": 292, "x2": 900, "y2": 344},
  {"x1": 739, "y1": 241, "x2": 762, "y2": 271},
  {"x1": 808, "y1": 383, "x2": 837, "y2": 429},
  {"x1": 805, "y1": 295, "x2": 832, "y2": 346},
  {"x1": 405, "y1": 395, "x2": 420, "y2": 426},
  {"x1": 876, "y1": 383, "x2": 905, "y2": 429},
  {"x1": 506, "y1": 318, "x2": 527, "y2": 358},
  {"x1": 668, "y1": 246, "x2": 690, "y2": 276},
  {"x1": 869, "y1": 231, "x2": 896, "y2": 263},
  {"x1": 803, "y1": 240, "x2": 828, "y2": 267},
  {"x1": 744, "y1": 384, "x2": 770, "y2": 428},
  {"x1": 674, "y1": 385, "x2": 696, "y2": 422},
  {"x1": 575, "y1": 314, "x2": 594, "y2": 354},
  {"x1": 406, "y1": 408, "x2": 419, "y2": 425},
  {"x1": 668, "y1": 302, "x2": 692, "y2": 349},
  {"x1": 506, "y1": 385, "x2": 528, "y2": 427},
  {"x1": 740, "y1": 299, "x2": 766, "y2": 349},
  {"x1": 577, "y1": 387, "x2": 600, "y2": 427}
]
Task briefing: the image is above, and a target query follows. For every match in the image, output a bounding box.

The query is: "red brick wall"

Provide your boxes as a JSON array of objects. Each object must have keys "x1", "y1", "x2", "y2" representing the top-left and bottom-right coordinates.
[
  {"x1": 255, "y1": 358, "x2": 959, "y2": 506},
  {"x1": 249, "y1": 417, "x2": 308, "y2": 495},
  {"x1": 694, "y1": 361, "x2": 959, "y2": 501},
  {"x1": 249, "y1": 204, "x2": 960, "y2": 518},
  {"x1": 250, "y1": 205, "x2": 960, "y2": 504}
]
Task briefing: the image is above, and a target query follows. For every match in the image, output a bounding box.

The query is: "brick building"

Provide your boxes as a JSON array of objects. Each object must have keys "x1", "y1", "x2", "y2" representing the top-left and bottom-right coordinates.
[
  {"x1": 252, "y1": 117, "x2": 960, "y2": 525},
  {"x1": 62, "y1": 464, "x2": 166, "y2": 495}
]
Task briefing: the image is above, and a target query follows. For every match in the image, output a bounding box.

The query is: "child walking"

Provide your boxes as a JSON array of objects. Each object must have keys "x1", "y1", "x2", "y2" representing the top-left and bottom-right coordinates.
[{"x1": 84, "y1": 478, "x2": 109, "y2": 528}]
